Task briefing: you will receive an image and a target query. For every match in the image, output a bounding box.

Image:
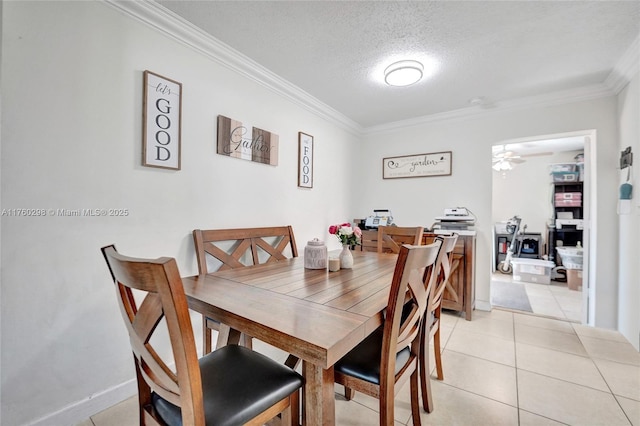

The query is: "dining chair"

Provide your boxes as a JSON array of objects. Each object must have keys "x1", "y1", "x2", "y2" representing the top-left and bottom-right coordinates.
[
  {"x1": 377, "y1": 225, "x2": 424, "y2": 253},
  {"x1": 419, "y1": 233, "x2": 459, "y2": 413},
  {"x1": 101, "y1": 245, "x2": 303, "y2": 426},
  {"x1": 334, "y1": 241, "x2": 443, "y2": 426},
  {"x1": 359, "y1": 229, "x2": 379, "y2": 252},
  {"x1": 193, "y1": 226, "x2": 298, "y2": 354}
]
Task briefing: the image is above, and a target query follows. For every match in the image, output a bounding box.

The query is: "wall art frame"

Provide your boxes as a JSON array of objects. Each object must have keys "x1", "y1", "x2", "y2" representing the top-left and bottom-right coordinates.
[
  {"x1": 142, "y1": 70, "x2": 182, "y2": 170},
  {"x1": 382, "y1": 151, "x2": 452, "y2": 179},
  {"x1": 217, "y1": 115, "x2": 279, "y2": 166},
  {"x1": 298, "y1": 132, "x2": 314, "y2": 188}
]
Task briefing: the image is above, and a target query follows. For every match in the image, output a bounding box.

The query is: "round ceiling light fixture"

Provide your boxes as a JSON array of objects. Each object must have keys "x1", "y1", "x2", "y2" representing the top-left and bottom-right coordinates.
[{"x1": 384, "y1": 60, "x2": 424, "y2": 87}]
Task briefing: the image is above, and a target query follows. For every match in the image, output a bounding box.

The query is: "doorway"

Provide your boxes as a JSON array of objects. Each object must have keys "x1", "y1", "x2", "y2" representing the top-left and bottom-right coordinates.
[{"x1": 490, "y1": 131, "x2": 593, "y2": 323}]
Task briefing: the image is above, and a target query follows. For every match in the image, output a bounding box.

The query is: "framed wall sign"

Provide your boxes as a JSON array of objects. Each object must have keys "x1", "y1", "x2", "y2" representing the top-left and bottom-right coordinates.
[
  {"x1": 383, "y1": 151, "x2": 452, "y2": 179},
  {"x1": 298, "y1": 132, "x2": 313, "y2": 188},
  {"x1": 217, "y1": 115, "x2": 279, "y2": 166},
  {"x1": 142, "y1": 70, "x2": 182, "y2": 170}
]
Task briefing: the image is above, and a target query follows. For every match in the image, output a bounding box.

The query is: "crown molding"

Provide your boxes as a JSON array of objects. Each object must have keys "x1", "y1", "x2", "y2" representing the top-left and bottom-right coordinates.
[
  {"x1": 363, "y1": 83, "x2": 615, "y2": 135},
  {"x1": 103, "y1": 0, "x2": 632, "y2": 138},
  {"x1": 103, "y1": 0, "x2": 362, "y2": 136},
  {"x1": 604, "y1": 32, "x2": 640, "y2": 94}
]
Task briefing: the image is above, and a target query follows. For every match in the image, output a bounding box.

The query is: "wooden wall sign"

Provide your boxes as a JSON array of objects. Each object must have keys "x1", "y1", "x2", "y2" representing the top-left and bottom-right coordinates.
[
  {"x1": 142, "y1": 70, "x2": 182, "y2": 170},
  {"x1": 217, "y1": 115, "x2": 279, "y2": 166},
  {"x1": 383, "y1": 151, "x2": 452, "y2": 179}
]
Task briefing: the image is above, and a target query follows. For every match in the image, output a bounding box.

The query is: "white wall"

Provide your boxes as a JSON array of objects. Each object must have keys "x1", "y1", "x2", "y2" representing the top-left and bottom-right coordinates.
[
  {"x1": 0, "y1": 2, "x2": 359, "y2": 425},
  {"x1": 492, "y1": 150, "x2": 584, "y2": 239},
  {"x1": 616, "y1": 70, "x2": 640, "y2": 350},
  {"x1": 2, "y1": 2, "x2": 638, "y2": 425},
  {"x1": 359, "y1": 98, "x2": 620, "y2": 326}
]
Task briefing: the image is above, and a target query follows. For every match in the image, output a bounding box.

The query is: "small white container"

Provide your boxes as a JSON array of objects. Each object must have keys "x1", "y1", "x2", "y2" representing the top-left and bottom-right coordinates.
[
  {"x1": 511, "y1": 258, "x2": 555, "y2": 285},
  {"x1": 304, "y1": 238, "x2": 327, "y2": 269}
]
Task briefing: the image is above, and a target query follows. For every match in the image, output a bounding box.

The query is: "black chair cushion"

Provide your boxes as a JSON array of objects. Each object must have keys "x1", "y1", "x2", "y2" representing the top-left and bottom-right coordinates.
[
  {"x1": 152, "y1": 345, "x2": 303, "y2": 426},
  {"x1": 334, "y1": 326, "x2": 410, "y2": 385}
]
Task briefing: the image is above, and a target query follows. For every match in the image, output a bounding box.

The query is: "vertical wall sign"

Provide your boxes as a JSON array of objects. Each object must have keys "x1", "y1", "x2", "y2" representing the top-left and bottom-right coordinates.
[
  {"x1": 217, "y1": 115, "x2": 279, "y2": 166},
  {"x1": 298, "y1": 132, "x2": 314, "y2": 188},
  {"x1": 142, "y1": 70, "x2": 182, "y2": 170}
]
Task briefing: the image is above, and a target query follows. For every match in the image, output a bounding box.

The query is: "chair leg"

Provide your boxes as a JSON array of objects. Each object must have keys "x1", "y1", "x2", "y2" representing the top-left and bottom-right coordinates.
[
  {"x1": 344, "y1": 386, "x2": 354, "y2": 400},
  {"x1": 379, "y1": 382, "x2": 396, "y2": 426},
  {"x1": 410, "y1": 370, "x2": 422, "y2": 426},
  {"x1": 434, "y1": 327, "x2": 444, "y2": 381},
  {"x1": 419, "y1": 326, "x2": 434, "y2": 412},
  {"x1": 434, "y1": 307, "x2": 444, "y2": 381},
  {"x1": 202, "y1": 316, "x2": 212, "y2": 355},
  {"x1": 289, "y1": 389, "x2": 300, "y2": 426}
]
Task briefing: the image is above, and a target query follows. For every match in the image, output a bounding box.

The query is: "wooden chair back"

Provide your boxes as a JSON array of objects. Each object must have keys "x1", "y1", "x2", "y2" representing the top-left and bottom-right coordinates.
[
  {"x1": 360, "y1": 229, "x2": 379, "y2": 252},
  {"x1": 193, "y1": 226, "x2": 299, "y2": 355},
  {"x1": 420, "y1": 232, "x2": 459, "y2": 413},
  {"x1": 101, "y1": 245, "x2": 205, "y2": 425},
  {"x1": 193, "y1": 226, "x2": 298, "y2": 274},
  {"x1": 335, "y1": 241, "x2": 443, "y2": 424},
  {"x1": 377, "y1": 225, "x2": 424, "y2": 253},
  {"x1": 429, "y1": 234, "x2": 459, "y2": 314}
]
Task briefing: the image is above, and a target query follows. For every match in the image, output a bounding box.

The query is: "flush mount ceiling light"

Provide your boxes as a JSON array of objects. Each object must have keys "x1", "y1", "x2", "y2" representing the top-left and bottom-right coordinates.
[{"x1": 384, "y1": 60, "x2": 424, "y2": 87}]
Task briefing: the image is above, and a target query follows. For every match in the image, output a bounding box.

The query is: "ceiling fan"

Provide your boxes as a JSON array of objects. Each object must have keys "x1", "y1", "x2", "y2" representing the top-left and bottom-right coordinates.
[{"x1": 492, "y1": 145, "x2": 553, "y2": 171}]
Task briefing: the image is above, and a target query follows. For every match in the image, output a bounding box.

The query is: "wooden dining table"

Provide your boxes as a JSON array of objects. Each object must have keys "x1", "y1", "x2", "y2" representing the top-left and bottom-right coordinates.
[{"x1": 182, "y1": 249, "x2": 399, "y2": 425}]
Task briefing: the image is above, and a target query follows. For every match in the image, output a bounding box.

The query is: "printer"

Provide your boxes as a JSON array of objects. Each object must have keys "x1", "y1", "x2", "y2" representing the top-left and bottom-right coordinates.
[
  {"x1": 432, "y1": 207, "x2": 476, "y2": 231},
  {"x1": 363, "y1": 209, "x2": 394, "y2": 229}
]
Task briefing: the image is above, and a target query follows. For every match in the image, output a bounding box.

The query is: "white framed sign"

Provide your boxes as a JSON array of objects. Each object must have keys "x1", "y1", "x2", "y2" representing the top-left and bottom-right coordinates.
[
  {"x1": 383, "y1": 151, "x2": 452, "y2": 179},
  {"x1": 142, "y1": 70, "x2": 182, "y2": 170},
  {"x1": 298, "y1": 132, "x2": 313, "y2": 188}
]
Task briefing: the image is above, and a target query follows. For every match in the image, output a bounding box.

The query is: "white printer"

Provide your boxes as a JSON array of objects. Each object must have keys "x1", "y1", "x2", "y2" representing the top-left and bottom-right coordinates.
[
  {"x1": 364, "y1": 209, "x2": 394, "y2": 229},
  {"x1": 432, "y1": 208, "x2": 476, "y2": 230}
]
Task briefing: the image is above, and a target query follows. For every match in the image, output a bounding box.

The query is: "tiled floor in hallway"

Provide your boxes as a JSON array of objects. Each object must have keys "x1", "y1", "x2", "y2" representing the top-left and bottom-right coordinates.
[
  {"x1": 492, "y1": 272, "x2": 584, "y2": 322},
  {"x1": 78, "y1": 309, "x2": 639, "y2": 426}
]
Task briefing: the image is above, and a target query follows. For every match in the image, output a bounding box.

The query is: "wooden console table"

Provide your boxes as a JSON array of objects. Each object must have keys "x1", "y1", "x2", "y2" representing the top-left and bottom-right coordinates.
[{"x1": 423, "y1": 231, "x2": 476, "y2": 320}]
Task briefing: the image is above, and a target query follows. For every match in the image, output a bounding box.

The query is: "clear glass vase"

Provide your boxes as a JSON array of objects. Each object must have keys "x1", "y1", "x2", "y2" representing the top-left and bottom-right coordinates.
[{"x1": 339, "y1": 244, "x2": 354, "y2": 269}]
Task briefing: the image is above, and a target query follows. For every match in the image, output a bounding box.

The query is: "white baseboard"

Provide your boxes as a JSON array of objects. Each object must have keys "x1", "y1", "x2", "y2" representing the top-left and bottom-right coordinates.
[
  {"x1": 26, "y1": 379, "x2": 137, "y2": 426},
  {"x1": 475, "y1": 299, "x2": 492, "y2": 312}
]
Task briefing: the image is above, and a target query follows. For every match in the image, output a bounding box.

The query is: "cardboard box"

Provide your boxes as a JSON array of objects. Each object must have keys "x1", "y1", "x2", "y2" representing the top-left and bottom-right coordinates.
[{"x1": 567, "y1": 269, "x2": 583, "y2": 291}]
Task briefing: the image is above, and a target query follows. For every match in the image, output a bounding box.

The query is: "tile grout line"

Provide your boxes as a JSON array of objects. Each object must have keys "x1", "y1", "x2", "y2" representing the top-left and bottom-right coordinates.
[{"x1": 512, "y1": 311, "x2": 522, "y2": 426}]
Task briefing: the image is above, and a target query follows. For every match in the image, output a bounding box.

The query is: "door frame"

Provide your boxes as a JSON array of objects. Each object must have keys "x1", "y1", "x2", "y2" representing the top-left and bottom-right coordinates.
[{"x1": 491, "y1": 129, "x2": 596, "y2": 324}]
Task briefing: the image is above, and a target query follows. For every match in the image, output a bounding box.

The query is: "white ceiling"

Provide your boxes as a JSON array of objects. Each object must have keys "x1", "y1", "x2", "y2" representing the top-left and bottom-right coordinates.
[{"x1": 156, "y1": 0, "x2": 639, "y2": 130}]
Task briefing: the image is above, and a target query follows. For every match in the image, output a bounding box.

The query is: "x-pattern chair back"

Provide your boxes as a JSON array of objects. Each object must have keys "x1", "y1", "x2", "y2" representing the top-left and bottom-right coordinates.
[
  {"x1": 335, "y1": 241, "x2": 442, "y2": 425},
  {"x1": 193, "y1": 226, "x2": 299, "y2": 357},
  {"x1": 430, "y1": 234, "x2": 459, "y2": 311},
  {"x1": 420, "y1": 233, "x2": 459, "y2": 413},
  {"x1": 193, "y1": 226, "x2": 298, "y2": 273},
  {"x1": 102, "y1": 245, "x2": 204, "y2": 424},
  {"x1": 377, "y1": 226, "x2": 424, "y2": 254}
]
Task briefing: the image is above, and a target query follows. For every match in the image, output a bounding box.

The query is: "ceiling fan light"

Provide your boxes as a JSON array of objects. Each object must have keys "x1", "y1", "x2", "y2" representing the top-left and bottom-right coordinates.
[
  {"x1": 492, "y1": 160, "x2": 513, "y2": 171},
  {"x1": 384, "y1": 60, "x2": 424, "y2": 86}
]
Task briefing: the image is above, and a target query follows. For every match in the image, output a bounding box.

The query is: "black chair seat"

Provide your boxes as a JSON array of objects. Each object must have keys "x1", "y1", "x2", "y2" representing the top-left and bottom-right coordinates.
[
  {"x1": 153, "y1": 345, "x2": 303, "y2": 426},
  {"x1": 334, "y1": 327, "x2": 410, "y2": 385}
]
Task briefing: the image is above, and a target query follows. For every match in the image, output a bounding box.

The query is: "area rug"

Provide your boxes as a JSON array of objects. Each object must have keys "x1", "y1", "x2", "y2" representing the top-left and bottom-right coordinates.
[{"x1": 491, "y1": 280, "x2": 533, "y2": 312}]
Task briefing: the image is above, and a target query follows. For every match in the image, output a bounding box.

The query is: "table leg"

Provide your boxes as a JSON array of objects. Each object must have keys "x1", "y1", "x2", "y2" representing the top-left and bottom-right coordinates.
[{"x1": 302, "y1": 361, "x2": 335, "y2": 426}]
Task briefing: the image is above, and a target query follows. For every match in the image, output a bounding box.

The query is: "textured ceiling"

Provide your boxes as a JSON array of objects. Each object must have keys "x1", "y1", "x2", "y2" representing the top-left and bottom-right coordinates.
[{"x1": 157, "y1": 1, "x2": 639, "y2": 129}]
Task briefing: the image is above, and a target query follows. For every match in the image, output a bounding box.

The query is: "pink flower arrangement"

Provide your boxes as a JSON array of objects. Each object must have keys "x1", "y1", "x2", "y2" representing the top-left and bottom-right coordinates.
[{"x1": 328, "y1": 222, "x2": 362, "y2": 246}]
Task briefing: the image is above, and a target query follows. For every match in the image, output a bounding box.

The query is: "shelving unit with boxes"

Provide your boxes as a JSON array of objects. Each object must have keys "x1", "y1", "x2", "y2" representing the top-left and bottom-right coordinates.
[{"x1": 547, "y1": 161, "x2": 584, "y2": 288}]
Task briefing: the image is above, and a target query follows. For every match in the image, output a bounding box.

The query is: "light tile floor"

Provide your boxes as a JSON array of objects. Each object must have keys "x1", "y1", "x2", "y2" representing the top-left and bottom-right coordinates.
[
  {"x1": 492, "y1": 272, "x2": 584, "y2": 322},
  {"x1": 77, "y1": 309, "x2": 640, "y2": 426}
]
